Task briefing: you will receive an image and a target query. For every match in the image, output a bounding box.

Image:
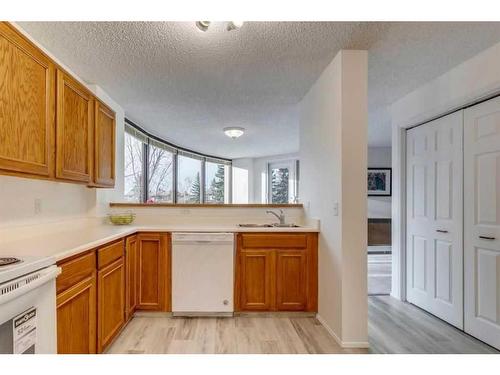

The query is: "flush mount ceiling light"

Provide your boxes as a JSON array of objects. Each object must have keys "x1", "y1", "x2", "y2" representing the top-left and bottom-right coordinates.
[
  {"x1": 195, "y1": 21, "x2": 211, "y2": 32},
  {"x1": 195, "y1": 21, "x2": 244, "y2": 32},
  {"x1": 223, "y1": 127, "x2": 245, "y2": 139}
]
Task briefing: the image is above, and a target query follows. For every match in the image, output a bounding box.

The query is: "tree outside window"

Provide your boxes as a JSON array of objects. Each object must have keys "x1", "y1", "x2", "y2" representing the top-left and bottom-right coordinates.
[
  {"x1": 270, "y1": 167, "x2": 290, "y2": 203},
  {"x1": 147, "y1": 143, "x2": 174, "y2": 203},
  {"x1": 124, "y1": 132, "x2": 144, "y2": 202},
  {"x1": 205, "y1": 162, "x2": 226, "y2": 204}
]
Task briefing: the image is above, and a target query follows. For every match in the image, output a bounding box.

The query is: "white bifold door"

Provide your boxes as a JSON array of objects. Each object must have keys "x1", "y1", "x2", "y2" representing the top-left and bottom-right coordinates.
[
  {"x1": 464, "y1": 96, "x2": 500, "y2": 349},
  {"x1": 406, "y1": 111, "x2": 464, "y2": 329}
]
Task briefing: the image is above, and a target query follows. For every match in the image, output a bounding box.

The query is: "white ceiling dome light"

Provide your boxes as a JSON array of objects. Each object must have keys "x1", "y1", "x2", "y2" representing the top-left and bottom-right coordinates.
[
  {"x1": 224, "y1": 127, "x2": 245, "y2": 139},
  {"x1": 195, "y1": 21, "x2": 211, "y2": 32},
  {"x1": 196, "y1": 21, "x2": 244, "y2": 32}
]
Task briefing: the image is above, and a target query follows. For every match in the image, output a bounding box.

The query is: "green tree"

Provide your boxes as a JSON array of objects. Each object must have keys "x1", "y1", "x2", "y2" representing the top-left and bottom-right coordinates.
[
  {"x1": 211, "y1": 165, "x2": 225, "y2": 203},
  {"x1": 189, "y1": 172, "x2": 201, "y2": 203},
  {"x1": 271, "y1": 168, "x2": 289, "y2": 203}
]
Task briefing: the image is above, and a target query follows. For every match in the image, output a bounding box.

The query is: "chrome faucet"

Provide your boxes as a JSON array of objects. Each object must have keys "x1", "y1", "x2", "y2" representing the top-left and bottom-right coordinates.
[{"x1": 266, "y1": 209, "x2": 286, "y2": 225}]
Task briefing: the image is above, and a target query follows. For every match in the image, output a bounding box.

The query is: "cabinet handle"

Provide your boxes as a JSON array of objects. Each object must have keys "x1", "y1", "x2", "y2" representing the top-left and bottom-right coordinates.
[
  {"x1": 436, "y1": 230, "x2": 449, "y2": 233},
  {"x1": 479, "y1": 236, "x2": 496, "y2": 240}
]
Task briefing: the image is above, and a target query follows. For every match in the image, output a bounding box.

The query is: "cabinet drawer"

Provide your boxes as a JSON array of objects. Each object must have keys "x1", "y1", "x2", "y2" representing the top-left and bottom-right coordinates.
[
  {"x1": 57, "y1": 251, "x2": 96, "y2": 293},
  {"x1": 240, "y1": 233, "x2": 308, "y2": 249},
  {"x1": 98, "y1": 239, "x2": 124, "y2": 269}
]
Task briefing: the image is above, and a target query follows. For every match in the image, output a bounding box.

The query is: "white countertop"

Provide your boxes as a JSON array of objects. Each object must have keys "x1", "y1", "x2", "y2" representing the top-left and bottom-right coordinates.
[{"x1": 0, "y1": 222, "x2": 319, "y2": 262}]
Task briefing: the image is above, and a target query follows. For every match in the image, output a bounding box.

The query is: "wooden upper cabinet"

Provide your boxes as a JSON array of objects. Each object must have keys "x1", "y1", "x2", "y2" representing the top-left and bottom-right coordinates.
[
  {"x1": 0, "y1": 22, "x2": 55, "y2": 178},
  {"x1": 55, "y1": 69, "x2": 93, "y2": 183},
  {"x1": 92, "y1": 100, "x2": 115, "y2": 187}
]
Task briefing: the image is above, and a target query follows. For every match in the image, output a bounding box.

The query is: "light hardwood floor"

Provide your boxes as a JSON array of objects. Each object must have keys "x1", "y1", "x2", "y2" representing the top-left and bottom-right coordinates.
[
  {"x1": 107, "y1": 296, "x2": 498, "y2": 354},
  {"x1": 369, "y1": 296, "x2": 498, "y2": 354},
  {"x1": 107, "y1": 312, "x2": 366, "y2": 354}
]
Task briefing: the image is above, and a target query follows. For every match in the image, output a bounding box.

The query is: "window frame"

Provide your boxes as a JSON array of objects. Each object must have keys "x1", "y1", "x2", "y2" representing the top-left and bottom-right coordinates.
[{"x1": 125, "y1": 119, "x2": 232, "y2": 204}]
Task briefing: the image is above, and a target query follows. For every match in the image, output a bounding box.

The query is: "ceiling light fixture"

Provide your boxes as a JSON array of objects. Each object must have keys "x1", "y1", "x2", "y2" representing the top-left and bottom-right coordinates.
[
  {"x1": 196, "y1": 21, "x2": 211, "y2": 32},
  {"x1": 227, "y1": 21, "x2": 244, "y2": 31},
  {"x1": 224, "y1": 127, "x2": 245, "y2": 139}
]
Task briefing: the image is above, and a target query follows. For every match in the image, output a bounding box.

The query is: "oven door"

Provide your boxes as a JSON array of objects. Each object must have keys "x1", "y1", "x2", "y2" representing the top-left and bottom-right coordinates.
[{"x1": 0, "y1": 265, "x2": 60, "y2": 354}]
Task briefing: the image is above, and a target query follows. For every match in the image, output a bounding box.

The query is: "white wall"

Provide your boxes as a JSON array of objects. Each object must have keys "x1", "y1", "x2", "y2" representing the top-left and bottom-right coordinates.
[
  {"x1": 367, "y1": 147, "x2": 392, "y2": 218},
  {"x1": 390, "y1": 40, "x2": 500, "y2": 300},
  {"x1": 0, "y1": 24, "x2": 125, "y2": 228},
  {"x1": 232, "y1": 158, "x2": 254, "y2": 204},
  {"x1": 300, "y1": 50, "x2": 368, "y2": 347}
]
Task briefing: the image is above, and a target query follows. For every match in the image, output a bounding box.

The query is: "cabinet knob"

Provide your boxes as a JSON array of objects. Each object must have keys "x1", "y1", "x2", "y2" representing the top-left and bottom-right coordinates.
[{"x1": 223, "y1": 299, "x2": 229, "y2": 305}]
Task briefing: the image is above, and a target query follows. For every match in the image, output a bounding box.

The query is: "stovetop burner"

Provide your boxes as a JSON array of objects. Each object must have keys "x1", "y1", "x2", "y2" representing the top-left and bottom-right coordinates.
[{"x1": 0, "y1": 257, "x2": 22, "y2": 267}]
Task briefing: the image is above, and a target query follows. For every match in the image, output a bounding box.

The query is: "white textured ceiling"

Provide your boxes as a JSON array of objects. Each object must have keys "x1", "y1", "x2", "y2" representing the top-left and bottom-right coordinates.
[{"x1": 17, "y1": 22, "x2": 500, "y2": 158}]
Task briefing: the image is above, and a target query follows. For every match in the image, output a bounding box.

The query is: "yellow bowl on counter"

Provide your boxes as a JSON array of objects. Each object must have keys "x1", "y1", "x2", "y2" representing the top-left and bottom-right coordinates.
[{"x1": 108, "y1": 212, "x2": 136, "y2": 225}]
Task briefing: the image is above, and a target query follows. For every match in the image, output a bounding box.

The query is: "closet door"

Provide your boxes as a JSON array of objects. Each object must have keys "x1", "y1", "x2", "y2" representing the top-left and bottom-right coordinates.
[
  {"x1": 464, "y1": 96, "x2": 500, "y2": 350},
  {"x1": 406, "y1": 111, "x2": 463, "y2": 328}
]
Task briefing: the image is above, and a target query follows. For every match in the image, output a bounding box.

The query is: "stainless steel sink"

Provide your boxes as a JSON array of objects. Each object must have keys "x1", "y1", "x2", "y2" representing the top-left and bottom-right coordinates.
[
  {"x1": 271, "y1": 223, "x2": 301, "y2": 228},
  {"x1": 238, "y1": 223, "x2": 301, "y2": 228},
  {"x1": 238, "y1": 223, "x2": 273, "y2": 228}
]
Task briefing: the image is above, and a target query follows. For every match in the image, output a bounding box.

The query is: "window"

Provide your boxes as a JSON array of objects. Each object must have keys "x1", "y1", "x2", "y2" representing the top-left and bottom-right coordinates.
[
  {"x1": 124, "y1": 130, "x2": 146, "y2": 202},
  {"x1": 268, "y1": 160, "x2": 299, "y2": 204},
  {"x1": 205, "y1": 161, "x2": 230, "y2": 204},
  {"x1": 147, "y1": 140, "x2": 174, "y2": 203},
  {"x1": 124, "y1": 120, "x2": 232, "y2": 204},
  {"x1": 177, "y1": 154, "x2": 202, "y2": 203}
]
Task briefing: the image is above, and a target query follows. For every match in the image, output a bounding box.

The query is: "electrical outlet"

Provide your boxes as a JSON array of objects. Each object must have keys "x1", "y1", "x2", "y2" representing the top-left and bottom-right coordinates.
[{"x1": 34, "y1": 198, "x2": 42, "y2": 215}]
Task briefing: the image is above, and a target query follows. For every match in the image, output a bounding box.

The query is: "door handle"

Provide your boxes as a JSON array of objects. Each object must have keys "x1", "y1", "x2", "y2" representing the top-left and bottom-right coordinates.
[
  {"x1": 436, "y1": 229, "x2": 449, "y2": 233},
  {"x1": 479, "y1": 236, "x2": 496, "y2": 240}
]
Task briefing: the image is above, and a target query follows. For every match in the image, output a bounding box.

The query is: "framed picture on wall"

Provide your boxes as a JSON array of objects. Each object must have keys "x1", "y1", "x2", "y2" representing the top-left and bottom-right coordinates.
[{"x1": 367, "y1": 168, "x2": 392, "y2": 196}]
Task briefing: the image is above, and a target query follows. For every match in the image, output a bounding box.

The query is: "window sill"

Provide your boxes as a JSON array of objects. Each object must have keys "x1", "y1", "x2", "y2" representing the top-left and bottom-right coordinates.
[{"x1": 109, "y1": 203, "x2": 303, "y2": 208}]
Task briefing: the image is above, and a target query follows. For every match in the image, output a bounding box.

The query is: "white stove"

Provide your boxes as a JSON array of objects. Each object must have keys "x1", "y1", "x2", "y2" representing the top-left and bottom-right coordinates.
[
  {"x1": 0, "y1": 256, "x2": 55, "y2": 284},
  {"x1": 0, "y1": 255, "x2": 60, "y2": 354}
]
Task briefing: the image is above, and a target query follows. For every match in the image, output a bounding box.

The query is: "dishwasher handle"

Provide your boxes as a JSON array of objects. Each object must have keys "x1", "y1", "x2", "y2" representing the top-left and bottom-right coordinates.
[{"x1": 172, "y1": 232, "x2": 234, "y2": 244}]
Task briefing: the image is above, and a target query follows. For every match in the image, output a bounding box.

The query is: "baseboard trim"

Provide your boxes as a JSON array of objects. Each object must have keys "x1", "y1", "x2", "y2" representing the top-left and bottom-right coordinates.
[{"x1": 316, "y1": 314, "x2": 370, "y2": 349}]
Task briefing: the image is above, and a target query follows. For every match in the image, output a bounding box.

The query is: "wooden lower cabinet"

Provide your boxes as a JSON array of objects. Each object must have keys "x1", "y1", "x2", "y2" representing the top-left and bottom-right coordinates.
[
  {"x1": 276, "y1": 250, "x2": 307, "y2": 311},
  {"x1": 236, "y1": 233, "x2": 318, "y2": 312},
  {"x1": 125, "y1": 235, "x2": 138, "y2": 320},
  {"x1": 97, "y1": 257, "x2": 125, "y2": 353},
  {"x1": 239, "y1": 250, "x2": 275, "y2": 311},
  {"x1": 137, "y1": 232, "x2": 171, "y2": 311},
  {"x1": 56, "y1": 273, "x2": 97, "y2": 354}
]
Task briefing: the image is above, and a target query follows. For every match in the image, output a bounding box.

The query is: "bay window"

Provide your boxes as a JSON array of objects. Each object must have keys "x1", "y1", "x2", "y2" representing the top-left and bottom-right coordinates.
[{"x1": 124, "y1": 120, "x2": 232, "y2": 204}]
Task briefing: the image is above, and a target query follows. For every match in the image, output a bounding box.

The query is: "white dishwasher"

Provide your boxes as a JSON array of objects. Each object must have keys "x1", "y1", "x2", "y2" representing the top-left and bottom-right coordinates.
[{"x1": 172, "y1": 232, "x2": 234, "y2": 316}]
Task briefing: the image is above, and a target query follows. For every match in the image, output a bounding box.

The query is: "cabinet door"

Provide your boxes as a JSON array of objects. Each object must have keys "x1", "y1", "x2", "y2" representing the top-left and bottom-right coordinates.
[
  {"x1": 125, "y1": 235, "x2": 138, "y2": 320},
  {"x1": 56, "y1": 69, "x2": 93, "y2": 182},
  {"x1": 93, "y1": 100, "x2": 115, "y2": 187},
  {"x1": 406, "y1": 111, "x2": 464, "y2": 328},
  {"x1": 97, "y1": 258, "x2": 125, "y2": 353},
  {"x1": 239, "y1": 250, "x2": 275, "y2": 311},
  {"x1": 276, "y1": 250, "x2": 307, "y2": 311},
  {"x1": 0, "y1": 22, "x2": 55, "y2": 177},
  {"x1": 464, "y1": 96, "x2": 500, "y2": 350},
  {"x1": 56, "y1": 274, "x2": 97, "y2": 354},
  {"x1": 137, "y1": 233, "x2": 171, "y2": 311}
]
